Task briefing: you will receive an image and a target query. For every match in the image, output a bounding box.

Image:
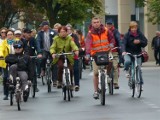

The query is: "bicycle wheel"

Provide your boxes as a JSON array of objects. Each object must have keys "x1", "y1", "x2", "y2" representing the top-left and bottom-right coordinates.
[
  {"x1": 79, "y1": 58, "x2": 83, "y2": 79},
  {"x1": 10, "y1": 92, "x2": 13, "y2": 106},
  {"x1": 42, "y1": 76, "x2": 45, "y2": 85},
  {"x1": 16, "y1": 91, "x2": 21, "y2": 111},
  {"x1": 135, "y1": 66, "x2": 142, "y2": 98},
  {"x1": 46, "y1": 68, "x2": 51, "y2": 93},
  {"x1": 131, "y1": 67, "x2": 135, "y2": 98},
  {"x1": 67, "y1": 87, "x2": 71, "y2": 101},
  {"x1": 100, "y1": 73, "x2": 106, "y2": 105},
  {"x1": 108, "y1": 68, "x2": 114, "y2": 95},
  {"x1": 63, "y1": 86, "x2": 66, "y2": 100}
]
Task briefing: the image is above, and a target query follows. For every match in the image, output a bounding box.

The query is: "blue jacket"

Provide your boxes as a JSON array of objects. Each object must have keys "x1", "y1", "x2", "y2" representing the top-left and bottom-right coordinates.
[{"x1": 36, "y1": 29, "x2": 57, "y2": 53}]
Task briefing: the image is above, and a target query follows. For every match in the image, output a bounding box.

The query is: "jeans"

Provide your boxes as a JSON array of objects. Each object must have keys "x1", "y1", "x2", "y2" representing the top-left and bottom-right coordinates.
[{"x1": 154, "y1": 48, "x2": 160, "y2": 64}]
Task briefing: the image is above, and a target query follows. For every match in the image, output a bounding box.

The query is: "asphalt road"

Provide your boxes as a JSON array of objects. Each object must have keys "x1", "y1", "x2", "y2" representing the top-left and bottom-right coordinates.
[{"x1": 0, "y1": 63, "x2": 160, "y2": 120}]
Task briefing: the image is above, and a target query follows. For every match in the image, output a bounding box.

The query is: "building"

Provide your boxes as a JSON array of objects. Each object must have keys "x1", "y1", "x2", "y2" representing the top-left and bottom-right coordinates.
[{"x1": 104, "y1": 0, "x2": 157, "y2": 61}]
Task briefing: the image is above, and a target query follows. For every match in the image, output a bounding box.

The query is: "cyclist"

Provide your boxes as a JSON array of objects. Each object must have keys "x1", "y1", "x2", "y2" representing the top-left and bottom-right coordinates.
[
  {"x1": 0, "y1": 29, "x2": 15, "y2": 100},
  {"x1": 66, "y1": 24, "x2": 80, "y2": 91},
  {"x1": 36, "y1": 21, "x2": 57, "y2": 76},
  {"x1": 85, "y1": 17, "x2": 111, "y2": 99},
  {"x1": 75, "y1": 29, "x2": 86, "y2": 70},
  {"x1": 106, "y1": 19, "x2": 121, "y2": 89},
  {"x1": 23, "y1": 28, "x2": 39, "y2": 92},
  {"x1": 5, "y1": 40, "x2": 33, "y2": 101},
  {"x1": 50, "y1": 26, "x2": 79, "y2": 89},
  {"x1": 122, "y1": 21, "x2": 147, "y2": 81}
]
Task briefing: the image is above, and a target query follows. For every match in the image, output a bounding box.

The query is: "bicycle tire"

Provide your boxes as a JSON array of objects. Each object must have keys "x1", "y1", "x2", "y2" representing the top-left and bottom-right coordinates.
[
  {"x1": 100, "y1": 73, "x2": 106, "y2": 105},
  {"x1": 10, "y1": 92, "x2": 13, "y2": 106},
  {"x1": 63, "y1": 86, "x2": 66, "y2": 100},
  {"x1": 41, "y1": 76, "x2": 45, "y2": 85},
  {"x1": 46, "y1": 68, "x2": 51, "y2": 93},
  {"x1": 131, "y1": 67, "x2": 135, "y2": 97},
  {"x1": 67, "y1": 87, "x2": 71, "y2": 101},
  {"x1": 135, "y1": 66, "x2": 142, "y2": 98},
  {"x1": 108, "y1": 68, "x2": 114, "y2": 95},
  {"x1": 16, "y1": 91, "x2": 21, "y2": 111}
]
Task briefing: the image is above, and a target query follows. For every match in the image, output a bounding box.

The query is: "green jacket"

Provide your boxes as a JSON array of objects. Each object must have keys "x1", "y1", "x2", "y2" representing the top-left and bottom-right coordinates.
[{"x1": 50, "y1": 35, "x2": 78, "y2": 65}]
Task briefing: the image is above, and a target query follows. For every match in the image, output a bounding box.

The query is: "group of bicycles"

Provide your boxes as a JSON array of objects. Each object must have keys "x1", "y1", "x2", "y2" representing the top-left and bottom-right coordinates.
[
  {"x1": 88, "y1": 47, "x2": 144, "y2": 106},
  {"x1": 0, "y1": 48, "x2": 144, "y2": 110}
]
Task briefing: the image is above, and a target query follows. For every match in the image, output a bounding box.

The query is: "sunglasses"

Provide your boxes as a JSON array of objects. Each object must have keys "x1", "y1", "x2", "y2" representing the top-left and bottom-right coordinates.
[
  {"x1": 1, "y1": 31, "x2": 6, "y2": 33},
  {"x1": 13, "y1": 44, "x2": 23, "y2": 49}
]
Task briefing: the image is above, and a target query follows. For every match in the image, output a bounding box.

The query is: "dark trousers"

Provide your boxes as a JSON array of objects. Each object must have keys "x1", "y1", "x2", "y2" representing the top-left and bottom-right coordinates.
[
  {"x1": 57, "y1": 57, "x2": 73, "y2": 83},
  {"x1": 2, "y1": 68, "x2": 9, "y2": 97},
  {"x1": 74, "y1": 59, "x2": 79, "y2": 86},
  {"x1": 154, "y1": 48, "x2": 160, "y2": 64}
]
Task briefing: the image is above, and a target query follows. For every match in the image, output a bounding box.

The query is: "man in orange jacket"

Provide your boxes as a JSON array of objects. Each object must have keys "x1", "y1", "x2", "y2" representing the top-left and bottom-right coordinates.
[{"x1": 85, "y1": 17, "x2": 111, "y2": 99}]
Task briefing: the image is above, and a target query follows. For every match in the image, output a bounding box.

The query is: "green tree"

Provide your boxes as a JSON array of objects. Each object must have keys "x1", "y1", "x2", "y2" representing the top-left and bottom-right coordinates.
[{"x1": 23, "y1": 0, "x2": 103, "y2": 27}]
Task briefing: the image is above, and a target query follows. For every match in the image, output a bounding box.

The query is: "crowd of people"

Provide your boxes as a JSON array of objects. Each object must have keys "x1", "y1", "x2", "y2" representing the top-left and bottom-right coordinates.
[{"x1": 0, "y1": 16, "x2": 148, "y2": 101}]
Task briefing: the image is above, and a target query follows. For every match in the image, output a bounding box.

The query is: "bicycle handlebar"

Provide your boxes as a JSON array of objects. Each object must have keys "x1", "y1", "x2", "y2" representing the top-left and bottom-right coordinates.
[
  {"x1": 126, "y1": 52, "x2": 142, "y2": 57},
  {"x1": 55, "y1": 52, "x2": 74, "y2": 57}
]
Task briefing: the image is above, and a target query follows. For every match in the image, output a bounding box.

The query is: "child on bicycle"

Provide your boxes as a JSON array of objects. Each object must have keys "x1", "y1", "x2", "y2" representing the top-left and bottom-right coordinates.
[{"x1": 5, "y1": 40, "x2": 34, "y2": 101}]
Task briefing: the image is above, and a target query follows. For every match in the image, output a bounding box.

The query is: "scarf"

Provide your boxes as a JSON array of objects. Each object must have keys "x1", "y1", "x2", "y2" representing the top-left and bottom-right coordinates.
[{"x1": 7, "y1": 39, "x2": 14, "y2": 45}]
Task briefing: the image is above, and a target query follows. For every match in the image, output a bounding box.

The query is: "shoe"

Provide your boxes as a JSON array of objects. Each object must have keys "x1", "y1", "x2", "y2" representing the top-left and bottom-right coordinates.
[
  {"x1": 74, "y1": 85, "x2": 79, "y2": 92},
  {"x1": 53, "y1": 81, "x2": 57, "y2": 87},
  {"x1": 3, "y1": 96, "x2": 9, "y2": 100},
  {"x1": 125, "y1": 70, "x2": 130, "y2": 78},
  {"x1": 93, "y1": 92, "x2": 99, "y2": 99},
  {"x1": 114, "y1": 83, "x2": 119, "y2": 89},
  {"x1": 35, "y1": 87, "x2": 39, "y2": 92},
  {"x1": 57, "y1": 82, "x2": 62, "y2": 89},
  {"x1": 23, "y1": 85, "x2": 29, "y2": 102}
]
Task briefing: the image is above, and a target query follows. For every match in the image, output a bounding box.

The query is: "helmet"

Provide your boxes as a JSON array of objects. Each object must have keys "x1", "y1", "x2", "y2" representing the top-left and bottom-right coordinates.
[{"x1": 13, "y1": 40, "x2": 24, "y2": 48}]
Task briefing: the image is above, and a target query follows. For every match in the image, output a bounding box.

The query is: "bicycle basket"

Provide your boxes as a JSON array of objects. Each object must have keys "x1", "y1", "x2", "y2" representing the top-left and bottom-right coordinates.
[{"x1": 93, "y1": 51, "x2": 109, "y2": 65}]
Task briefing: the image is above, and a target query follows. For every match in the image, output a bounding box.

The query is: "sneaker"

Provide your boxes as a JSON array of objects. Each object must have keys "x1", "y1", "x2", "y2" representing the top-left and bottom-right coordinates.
[
  {"x1": 125, "y1": 70, "x2": 130, "y2": 78},
  {"x1": 3, "y1": 96, "x2": 9, "y2": 100},
  {"x1": 23, "y1": 85, "x2": 29, "y2": 102},
  {"x1": 114, "y1": 83, "x2": 119, "y2": 89},
  {"x1": 93, "y1": 92, "x2": 99, "y2": 99},
  {"x1": 74, "y1": 85, "x2": 79, "y2": 92}
]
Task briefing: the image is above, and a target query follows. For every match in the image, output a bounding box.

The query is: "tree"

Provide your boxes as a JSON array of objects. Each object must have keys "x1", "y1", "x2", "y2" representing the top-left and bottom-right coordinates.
[
  {"x1": 23, "y1": 0, "x2": 103, "y2": 27},
  {"x1": 0, "y1": 0, "x2": 44, "y2": 28}
]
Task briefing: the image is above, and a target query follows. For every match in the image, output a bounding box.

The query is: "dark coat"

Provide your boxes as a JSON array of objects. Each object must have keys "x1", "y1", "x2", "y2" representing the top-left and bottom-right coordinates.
[
  {"x1": 36, "y1": 29, "x2": 57, "y2": 53},
  {"x1": 23, "y1": 37, "x2": 37, "y2": 56},
  {"x1": 151, "y1": 36, "x2": 160, "y2": 50},
  {"x1": 122, "y1": 29, "x2": 148, "y2": 54},
  {"x1": 5, "y1": 53, "x2": 34, "y2": 80}
]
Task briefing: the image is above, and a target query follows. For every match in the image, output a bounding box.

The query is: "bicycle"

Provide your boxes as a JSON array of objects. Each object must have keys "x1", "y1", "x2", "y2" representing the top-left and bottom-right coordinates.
[
  {"x1": 29, "y1": 56, "x2": 38, "y2": 98},
  {"x1": 107, "y1": 47, "x2": 121, "y2": 95},
  {"x1": 93, "y1": 52, "x2": 113, "y2": 105},
  {"x1": 56, "y1": 52, "x2": 74, "y2": 101},
  {"x1": 78, "y1": 56, "x2": 83, "y2": 79},
  {"x1": 126, "y1": 53, "x2": 143, "y2": 98}
]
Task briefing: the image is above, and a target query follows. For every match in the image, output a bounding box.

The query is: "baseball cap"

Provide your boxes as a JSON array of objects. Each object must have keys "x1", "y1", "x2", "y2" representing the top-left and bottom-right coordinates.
[
  {"x1": 14, "y1": 30, "x2": 22, "y2": 35},
  {"x1": 106, "y1": 19, "x2": 113, "y2": 24},
  {"x1": 41, "y1": 21, "x2": 49, "y2": 26},
  {"x1": 23, "y1": 28, "x2": 32, "y2": 33}
]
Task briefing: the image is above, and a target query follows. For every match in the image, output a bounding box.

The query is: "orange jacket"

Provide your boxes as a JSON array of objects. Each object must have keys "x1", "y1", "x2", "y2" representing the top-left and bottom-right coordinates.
[{"x1": 90, "y1": 29, "x2": 110, "y2": 55}]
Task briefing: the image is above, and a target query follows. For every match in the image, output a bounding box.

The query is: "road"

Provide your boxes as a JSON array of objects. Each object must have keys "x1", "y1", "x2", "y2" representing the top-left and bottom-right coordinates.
[{"x1": 0, "y1": 63, "x2": 160, "y2": 120}]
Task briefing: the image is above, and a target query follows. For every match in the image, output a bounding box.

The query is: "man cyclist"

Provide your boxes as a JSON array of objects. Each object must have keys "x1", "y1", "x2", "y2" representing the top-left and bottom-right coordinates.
[
  {"x1": 85, "y1": 17, "x2": 111, "y2": 99},
  {"x1": 122, "y1": 21, "x2": 147, "y2": 82},
  {"x1": 106, "y1": 19, "x2": 121, "y2": 89},
  {"x1": 50, "y1": 26, "x2": 79, "y2": 89},
  {"x1": 5, "y1": 40, "x2": 33, "y2": 101}
]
